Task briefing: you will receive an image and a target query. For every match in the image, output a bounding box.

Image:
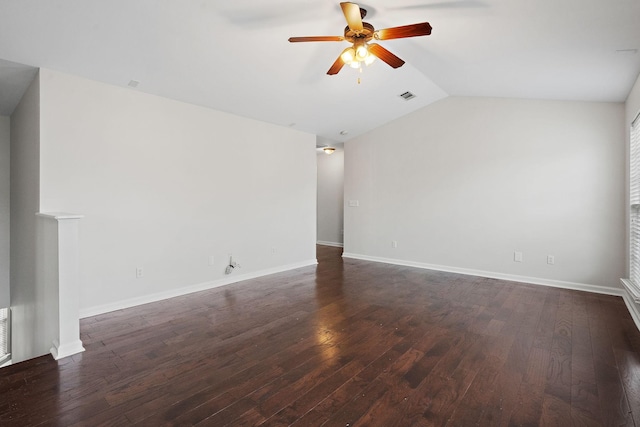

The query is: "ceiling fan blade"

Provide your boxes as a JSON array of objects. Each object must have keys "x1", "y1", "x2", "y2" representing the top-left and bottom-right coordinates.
[
  {"x1": 288, "y1": 36, "x2": 345, "y2": 43},
  {"x1": 327, "y1": 55, "x2": 346, "y2": 75},
  {"x1": 374, "y1": 22, "x2": 432, "y2": 40},
  {"x1": 390, "y1": 1, "x2": 485, "y2": 10},
  {"x1": 368, "y1": 44, "x2": 405, "y2": 68},
  {"x1": 340, "y1": 2, "x2": 363, "y2": 32}
]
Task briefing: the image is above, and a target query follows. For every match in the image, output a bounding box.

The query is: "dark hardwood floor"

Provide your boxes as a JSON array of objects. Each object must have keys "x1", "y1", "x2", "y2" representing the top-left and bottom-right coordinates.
[{"x1": 2, "y1": 245, "x2": 640, "y2": 426}]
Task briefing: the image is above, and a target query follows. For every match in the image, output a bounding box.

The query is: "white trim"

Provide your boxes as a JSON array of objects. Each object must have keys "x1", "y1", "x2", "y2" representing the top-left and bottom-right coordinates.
[
  {"x1": 80, "y1": 259, "x2": 318, "y2": 318},
  {"x1": 0, "y1": 355, "x2": 11, "y2": 368},
  {"x1": 50, "y1": 339, "x2": 85, "y2": 360},
  {"x1": 36, "y1": 212, "x2": 84, "y2": 220},
  {"x1": 316, "y1": 241, "x2": 344, "y2": 248},
  {"x1": 620, "y1": 279, "x2": 640, "y2": 303},
  {"x1": 621, "y1": 291, "x2": 640, "y2": 332},
  {"x1": 342, "y1": 252, "x2": 622, "y2": 297}
]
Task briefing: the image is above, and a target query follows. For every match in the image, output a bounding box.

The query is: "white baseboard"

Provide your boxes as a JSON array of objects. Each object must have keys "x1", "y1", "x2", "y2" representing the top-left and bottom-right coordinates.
[
  {"x1": 80, "y1": 259, "x2": 318, "y2": 319},
  {"x1": 621, "y1": 292, "x2": 640, "y2": 332},
  {"x1": 50, "y1": 339, "x2": 85, "y2": 360},
  {"x1": 342, "y1": 252, "x2": 622, "y2": 297},
  {"x1": 620, "y1": 279, "x2": 640, "y2": 303},
  {"x1": 0, "y1": 354, "x2": 11, "y2": 368},
  {"x1": 317, "y1": 241, "x2": 344, "y2": 248}
]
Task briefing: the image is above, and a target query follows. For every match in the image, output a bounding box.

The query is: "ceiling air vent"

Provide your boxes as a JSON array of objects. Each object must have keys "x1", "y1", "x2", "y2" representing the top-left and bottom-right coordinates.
[{"x1": 399, "y1": 91, "x2": 416, "y2": 101}]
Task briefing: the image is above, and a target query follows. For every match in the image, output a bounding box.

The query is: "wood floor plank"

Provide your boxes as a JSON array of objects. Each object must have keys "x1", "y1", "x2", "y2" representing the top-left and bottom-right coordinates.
[
  {"x1": 507, "y1": 382, "x2": 545, "y2": 426},
  {"x1": 593, "y1": 360, "x2": 634, "y2": 426},
  {"x1": 291, "y1": 328, "x2": 431, "y2": 426},
  {"x1": 395, "y1": 331, "x2": 485, "y2": 426},
  {"x1": 540, "y1": 393, "x2": 573, "y2": 426},
  {"x1": 1, "y1": 245, "x2": 639, "y2": 426},
  {"x1": 614, "y1": 348, "x2": 640, "y2": 424},
  {"x1": 570, "y1": 294, "x2": 602, "y2": 425}
]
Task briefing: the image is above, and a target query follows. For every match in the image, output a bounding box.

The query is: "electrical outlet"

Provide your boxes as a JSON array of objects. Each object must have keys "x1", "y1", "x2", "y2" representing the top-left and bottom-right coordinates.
[
  {"x1": 271, "y1": 247, "x2": 277, "y2": 254},
  {"x1": 208, "y1": 255, "x2": 215, "y2": 266},
  {"x1": 136, "y1": 267, "x2": 144, "y2": 278},
  {"x1": 514, "y1": 251, "x2": 523, "y2": 262},
  {"x1": 392, "y1": 240, "x2": 398, "y2": 249},
  {"x1": 547, "y1": 255, "x2": 555, "y2": 265}
]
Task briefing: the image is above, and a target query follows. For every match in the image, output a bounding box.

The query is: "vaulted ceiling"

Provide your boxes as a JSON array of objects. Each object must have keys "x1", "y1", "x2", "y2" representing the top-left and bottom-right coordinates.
[{"x1": 0, "y1": 0, "x2": 639, "y2": 141}]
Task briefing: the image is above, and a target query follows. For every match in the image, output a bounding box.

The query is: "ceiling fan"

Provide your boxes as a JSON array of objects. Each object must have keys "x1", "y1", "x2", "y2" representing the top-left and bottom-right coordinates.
[{"x1": 288, "y1": 2, "x2": 432, "y2": 75}]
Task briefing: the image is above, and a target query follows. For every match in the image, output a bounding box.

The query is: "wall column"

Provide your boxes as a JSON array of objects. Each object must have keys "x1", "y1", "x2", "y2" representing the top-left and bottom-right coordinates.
[{"x1": 36, "y1": 212, "x2": 85, "y2": 360}]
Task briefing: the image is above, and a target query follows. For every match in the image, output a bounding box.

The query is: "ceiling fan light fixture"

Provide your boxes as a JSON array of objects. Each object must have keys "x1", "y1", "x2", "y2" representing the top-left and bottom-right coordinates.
[
  {"x1": 323, "y1": 147, "x2": 336, "y2": 154},
  {"x1": 341, "y1": 47, "x2": 356, "y2": 63},
  {"x1": 356, "y1": 45, "x2": 368, "y2": 59},
  {"x1": 364, "y1": 53, "x2": 376, "y2": 65},
  {"x1": 341, "y1": 42, "x2": 372, "y2": 68}
]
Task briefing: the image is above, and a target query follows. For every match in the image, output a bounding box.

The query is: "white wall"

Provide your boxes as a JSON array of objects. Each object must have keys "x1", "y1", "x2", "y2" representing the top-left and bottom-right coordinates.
[
  {"x1": 317, "y1": 144, "x2": 344, "y2": 246},
  {"x1": 345, "y1": 97, "x2": 625, "y2": 291},
  {"x1": 0, "y1": 116, "x2": 9, "y2": 308},
  {"x1": 10, "y1": 73, "x2": 42, "y2": 362},
  {"x1": 38, "y1": 69, "x2": 317, "y2": 315}
]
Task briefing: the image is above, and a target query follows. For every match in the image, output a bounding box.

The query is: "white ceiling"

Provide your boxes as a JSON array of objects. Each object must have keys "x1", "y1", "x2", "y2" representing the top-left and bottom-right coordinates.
[{"x1": 0, "y1": 0, "x2": 639, "y2": 141}]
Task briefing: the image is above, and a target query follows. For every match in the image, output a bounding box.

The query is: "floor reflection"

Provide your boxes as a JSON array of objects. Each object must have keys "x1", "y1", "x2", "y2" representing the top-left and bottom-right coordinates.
[{"x1": 314, "y1": 245, "x2": 346, "y2": 362}]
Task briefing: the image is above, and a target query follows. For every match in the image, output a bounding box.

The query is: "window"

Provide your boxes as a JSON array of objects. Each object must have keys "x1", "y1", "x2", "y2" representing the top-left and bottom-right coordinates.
[
  {"x1": 0, "y1": 307, "x2": 9, "y2": 365},
  {"x1": 624, "y1": 112, "x2": 640, "y2": 303}
]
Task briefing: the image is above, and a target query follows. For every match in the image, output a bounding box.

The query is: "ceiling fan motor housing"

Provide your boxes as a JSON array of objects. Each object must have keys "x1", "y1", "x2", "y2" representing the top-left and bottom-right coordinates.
[{"x1": 344, "y1": 22, "x2": 375, "y2": 42}]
